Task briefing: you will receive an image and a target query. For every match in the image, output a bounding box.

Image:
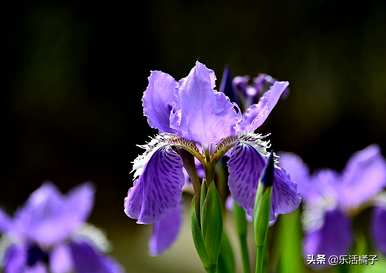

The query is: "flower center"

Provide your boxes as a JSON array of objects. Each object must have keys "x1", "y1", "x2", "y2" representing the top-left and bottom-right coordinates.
[{"x1": 26, "y1": 243, "x2": 49, "y2": 267}]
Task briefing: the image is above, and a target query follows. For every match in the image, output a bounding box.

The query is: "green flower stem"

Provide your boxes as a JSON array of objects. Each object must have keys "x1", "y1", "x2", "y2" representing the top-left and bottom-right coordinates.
[{"x1": 234, "y1": 202, "x2": 251, "y2": 273}]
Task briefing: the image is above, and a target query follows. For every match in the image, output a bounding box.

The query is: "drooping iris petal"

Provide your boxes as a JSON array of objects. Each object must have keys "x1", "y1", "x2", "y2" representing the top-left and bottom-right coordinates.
[
  {"x1": 124, "y1": 146, "x2": 185, "y2": 224},
  {"x1": 14, "y1": 183, "x2": 94, "y2": 246},
  {"x1": 50, "y1": 244, "x2": 74, "y2": 273},
  {"x1": 170, "y1": 61, "x2": 239, "y2": 146},
  {"x1": 270, "y1": 167, "x2": 302, "y2": 221},
  {"x1": 279, "y1": 153, "x2": 314, "y2": 201},
  {"x1": 227, "y1": 143, "x2": 266, "y2": 216},
  {"x1": 339, "y1": 145, "x2": 386, "y2": 209},
  {"x1": 3, "y1": 244, "x2": 26, "y2": 273},
  {"x1": 372, "y1": 206, "x2": 386, "y2": 255},
  {"x1": 149, "y1": 205, "x2": 182, "y2": 256},
  {"x1": 227, "y1": 143, "x2": 301, "y2": 220},
  {"x1": 0, "y1": 208, "x2": 11, "y2": 232},
  {"x1": 236, "y1": 81, "x2": 289, "y2": 133},
  {"x1": 142, "y1": 71, "x2": 178, "y2": 133},
  {"x1": 304, "y1": 209, "x2": 352, "y2": 257},
  {"x1": 69, "y1": 241, "x2": 123, "y2": 273}
]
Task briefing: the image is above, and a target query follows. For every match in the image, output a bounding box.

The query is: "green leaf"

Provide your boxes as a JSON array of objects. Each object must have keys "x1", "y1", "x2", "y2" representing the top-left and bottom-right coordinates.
[
  {"x1": 201, "y1": 181, "x2": 223, "y2": 266},
  {"x1": 234, "y1": 202, "x2": 251, "y2": 273},
  {"x1": 277, "y1": 210, "x2": 304, "y2": 273},
  {"x1": 217, "y1": 233, "x2": 236, "y2": 273},
  {"x1": 361, "y1": 258, "x2": 386, "y2": 273}
]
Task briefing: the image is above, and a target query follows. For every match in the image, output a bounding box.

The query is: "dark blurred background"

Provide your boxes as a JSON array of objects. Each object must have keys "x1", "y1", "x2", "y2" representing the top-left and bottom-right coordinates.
[{"x1": 1, "y1": 0, "x2": 386, "y2": 272}]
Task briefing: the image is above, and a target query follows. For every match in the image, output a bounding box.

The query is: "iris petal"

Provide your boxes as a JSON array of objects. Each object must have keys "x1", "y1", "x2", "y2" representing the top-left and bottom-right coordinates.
[
  {"x1": 25, "y1": 264, "x2": 47, "y2": 273},
  {"x1": 149, "y1": 205, "x2": 182, "y2": 256},
  {"x1": 50, "y1": 244, "x2": 73, "y2": 273},
  {"x1": 227, "y1": 143, "x2": 266, "y2": 216},
  {"x1": 271, "y1": 167, "x2": 302, "y2": 221},
  {"x1": 304, "y1": 209, "x2": 352, "y2": 257},
  {"x1": 339, "y1": 145, "x2": 386, "y2": 209},
  {"x1": 124, "y1": 146, "x2": 185, "y2": 224},
  {"x1": 142, "y1": 71, "x2": 178, "y2": 133},
  {"x1": 279, "y1": 153, "x2": 312, "y2": 201},
  {"x1": 236, "y1": 81, "x2": 289, "y2": 133},
  {"x1": 372, "y1": 206, "x2": 386, "y2": 255},
  {"x1": 69, "y1": 241, "x2": 123, "y2": 273},
  {"x1": 170, "y1": 61, "x2": 239, "y2": 146},
  {"x1": 227, "y1": 143, "x2": 300, "y2": 220},
  {"x1": 4, "y1": 244, "x2": 26, "y2": 273},
  {"x1": 0, "y1": 208, "x2": 11, "y2": 232}
]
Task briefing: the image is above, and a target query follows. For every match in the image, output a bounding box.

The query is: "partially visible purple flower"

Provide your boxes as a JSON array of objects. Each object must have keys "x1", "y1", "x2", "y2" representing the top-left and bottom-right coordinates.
[
  {"x1": 0, "y1": 183, "x2": 124, "y2": 273},
  {"x1": 221, "y1": 68, "x2": 286, "y2": 110},
  {"x1": 125, "y1": 61, "x2": 300, "y2": 255},
  {"x1": 281, "y1": 145, "x2": 386, "y2": 260},
  {"x1": 372, "y1": 205, "x2": 386, "y2": 255},
  {"x1": 303, "y1": 209, "x2": 352, "y2": 258}
]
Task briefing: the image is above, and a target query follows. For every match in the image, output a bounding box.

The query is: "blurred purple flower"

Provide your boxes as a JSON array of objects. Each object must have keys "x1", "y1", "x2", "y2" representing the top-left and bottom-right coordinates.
[
  {"x1": 372, "y1": 205, "x2": 386, "y2": 255},
  {"x1": 280, "y1": 145, "x2": 386, "y2": 260},
  {"x1": 124, "y1": 61, "x2": 300, "y2": 255},
  {"x1": 0, "y1": 183, "x2": 123, "y2": 273},
  {"x1": 219, "y1": 67, "x2": 286, "y2": 110}
]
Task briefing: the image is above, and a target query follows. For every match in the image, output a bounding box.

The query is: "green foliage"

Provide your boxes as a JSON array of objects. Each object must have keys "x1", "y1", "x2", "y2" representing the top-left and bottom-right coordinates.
[{"x1": 191, "y1": 181, "x2": 223, "y2": 273}]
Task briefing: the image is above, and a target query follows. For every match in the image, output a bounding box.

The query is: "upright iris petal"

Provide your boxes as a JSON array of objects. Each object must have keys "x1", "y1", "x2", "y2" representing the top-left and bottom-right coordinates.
[
  {"x1": 304, "y1": 209, "x2": 352, "y2": 257},
  {"x1": 236, "y1": 81, "x2": 289, "y2": 133},
  {"x1": 339, "y1": 145, "x2": 386, "y2": 209},
  {"x1": 227, "y1": 143, "x2": 301, "y2": 218},
  {"x1": 124, "y1": 146, "x2": 185, "y2": 224},
  {"x1": 142, "y1": 71, "x2": 178, "y2": 133},
  {"x1": 149, "y1": 205, "x2": 182, "y2": 256},
  {"x1": 170, "y1": 61, "x2": 239, "y2": 146}
]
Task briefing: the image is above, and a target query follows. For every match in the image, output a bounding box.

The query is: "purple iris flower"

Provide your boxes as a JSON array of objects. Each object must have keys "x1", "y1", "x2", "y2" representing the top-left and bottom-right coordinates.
[
  {"x1": 0, "y1": 183, "x2": 123, "y2": 273},
  {"x1": 124, "y1": 61, "x2": 301, "y2": 255},
  {"x1": 280, "y1": 145, "x2": 386, "y2": 259}
]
